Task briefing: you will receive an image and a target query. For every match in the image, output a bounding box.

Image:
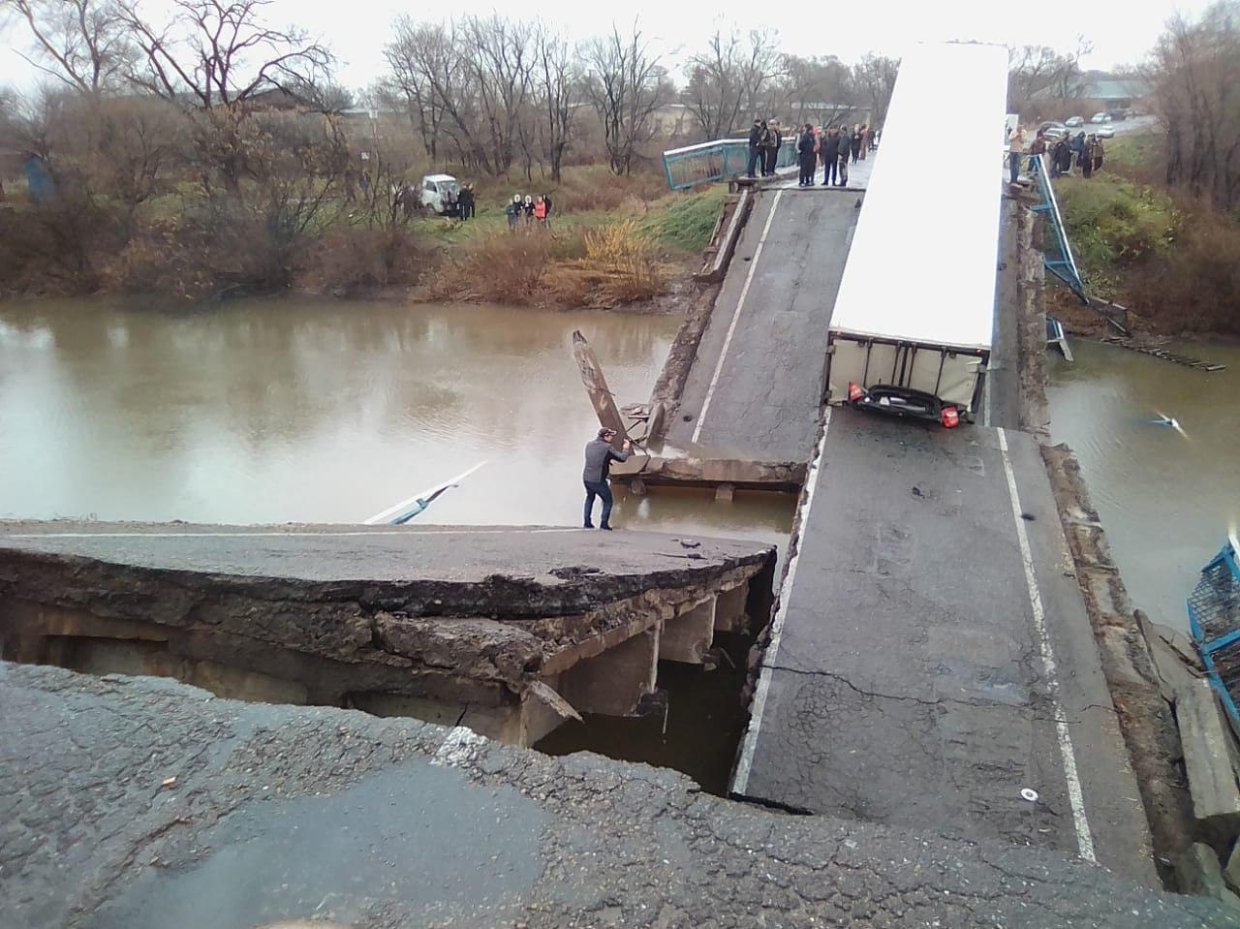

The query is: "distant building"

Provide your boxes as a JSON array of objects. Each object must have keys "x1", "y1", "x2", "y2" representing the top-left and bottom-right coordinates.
[{"x1": 1076, "y1": 74, "x2": 1151, "y2": 110}]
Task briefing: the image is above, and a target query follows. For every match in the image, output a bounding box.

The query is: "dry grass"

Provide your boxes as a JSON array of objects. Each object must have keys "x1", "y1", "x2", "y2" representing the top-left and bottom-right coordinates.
[{"x1": 424, "y1": 220, "x2": 664, "y2": 309}]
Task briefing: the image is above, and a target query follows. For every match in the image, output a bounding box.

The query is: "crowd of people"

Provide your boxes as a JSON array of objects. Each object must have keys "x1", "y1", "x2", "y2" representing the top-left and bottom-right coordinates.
[
  {"x1": 747, "y1": 118, "x2": 878, "y2": 185},
  {"x1": 793, "y1": 123, "x2": 877, "y2": 187},
  {"x1": 505, "y1": 193, "x2": 553, "y2": 231},
  {"x1": 1008, "y1": 126, "x2": 1105, "y2": 185}
]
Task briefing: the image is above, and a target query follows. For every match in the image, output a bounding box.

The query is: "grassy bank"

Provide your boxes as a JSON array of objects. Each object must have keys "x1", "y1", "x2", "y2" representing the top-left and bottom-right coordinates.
[
  {"x1": 1054, "y1": 135, "x2": 1240, "y2": 334},
  {"x1": 0, "y1": 165, "x2": 726, "y2": 310}
]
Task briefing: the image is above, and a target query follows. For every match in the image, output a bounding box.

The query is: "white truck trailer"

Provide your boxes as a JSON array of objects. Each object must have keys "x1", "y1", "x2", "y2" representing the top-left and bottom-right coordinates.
[{"x1": 824, "y1": 42, "x2": 1009, "y2": 427}]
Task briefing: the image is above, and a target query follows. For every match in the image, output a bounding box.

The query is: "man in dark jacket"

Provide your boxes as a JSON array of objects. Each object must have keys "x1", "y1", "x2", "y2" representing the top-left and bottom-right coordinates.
[
  {"x1": 582, "y1": 427, "x2": 631, "y2": 530},
  {"x1": 796, "y1": 124, "x2": 816, "y2": 186},
  {"x1": 763, "y1": 119, "x2": 782, "y2": 177},
  {"x1": 746, "y1": 120, "x2": 764, "y2": 178},
  {"x1": 819, "y1": 128, "x2": 839, "y2": 186}
]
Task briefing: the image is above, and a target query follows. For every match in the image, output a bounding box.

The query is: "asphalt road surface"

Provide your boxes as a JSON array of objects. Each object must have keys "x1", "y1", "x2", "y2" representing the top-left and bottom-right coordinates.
[
  {"x1": 667, "y1": 188, "x2": 864, "y2": 462},
  {"x1": 0, "y1": 521, "x2": 770, "y2": 585},
  {"x1": 4, "y1": 662, "x2": 1233, "y2": 929},
  {"x1": 733, "y1": 409, "x2": 1155, "y2": 883}
]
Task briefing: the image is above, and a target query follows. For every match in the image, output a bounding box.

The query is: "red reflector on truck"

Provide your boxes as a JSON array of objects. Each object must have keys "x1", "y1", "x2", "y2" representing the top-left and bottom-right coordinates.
[
  {"x1": 941, "y1": 406, "x2": 960, "y2": 428},
  {"x1": 848, "y1": 382, "x2": 865, "y2": 402}
]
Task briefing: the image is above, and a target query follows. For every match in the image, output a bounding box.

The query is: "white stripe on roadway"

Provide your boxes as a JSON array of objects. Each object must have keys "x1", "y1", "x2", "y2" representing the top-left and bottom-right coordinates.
[
  {"x1": 691, "y1": 189, "x2": 784, "y2": 445},
  {"x1": 731, "y1": 406, "x2": 831, "y2": 795},
  {"x1": 996, "y1": 427, "x2": 1097, "y2": 864}
]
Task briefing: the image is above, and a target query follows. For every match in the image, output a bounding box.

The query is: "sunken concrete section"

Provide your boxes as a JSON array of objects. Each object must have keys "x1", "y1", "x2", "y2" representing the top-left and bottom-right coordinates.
[
  {"x1": 0, "y1": 522, "x2": 775, "y2": 746},
  {"x1": 3, "y1": 663, "x2": 1237, "y2": 929},
  {"x1": 667, "y1": 189, "x2": 862, "y2": 462}
]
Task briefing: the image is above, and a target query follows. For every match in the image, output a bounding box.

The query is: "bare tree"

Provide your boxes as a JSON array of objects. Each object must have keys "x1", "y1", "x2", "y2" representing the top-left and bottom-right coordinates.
[
  {"x1": 683, "y1": 28, "x2": 780, "y2": 139},
  {"x1": 583, "y1": 22, "x2": 669, "y2": 175},
  {"x1": 2, "y1": 0, "x2": 133, "y2": 94},
  {"x1": 1150, "y1": 1, "x2": 1240, "y2": 210},
  {"x1": 1007, "y1": 39, "x2": 1091, "y2": 115},
  {"x1": 852, "y1": 53, "x2": 899, "y2": 126},
  {"x1": 384, "y1": 15, "x2": 537, "y2": 175},
  {"x1": 533, "y1": 25, "x2": 578, "y2": 181},
  {"x1": 384, "y1": 18, "x2": 459, "y2": 164},
  {"x1": 117, "y1": 0, "x2": 333, "y2": 108}
]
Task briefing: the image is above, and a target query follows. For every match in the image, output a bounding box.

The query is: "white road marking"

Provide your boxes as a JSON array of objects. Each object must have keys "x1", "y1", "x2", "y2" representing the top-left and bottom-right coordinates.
[
  {"x1": 997, "y1": 427, "x2": 1097, "y2": 863},
  {"x1": 731, "y1": 406, "x2": 831, "y2": 795},
  {"x1": 691, "y1": 190, "x2": 784, "y2": 444},
  {"x1": 2, "y1": 527, "x2": 581, "y2": 540}
]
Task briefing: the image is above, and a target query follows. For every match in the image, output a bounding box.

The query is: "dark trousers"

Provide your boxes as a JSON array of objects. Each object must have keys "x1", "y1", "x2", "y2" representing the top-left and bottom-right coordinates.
[
  {"x1": 1008, "y1": 151, "x2": 1021, "y2": 184},
  {"x1": 746, "y1": 147, "x2": 761, "y2": 178},
  {"x1": 583, "y1": 479, "x2": 613, "y2": 527},
  {"x1": 764, "y1": 147, "x2": 778, "y2": 175},
  {"x1": 822, "y1": 156, "x2": 837, "y2": 185},
  {"x1": 798, "y1": 153, "x2": 815, "y2": 185}
]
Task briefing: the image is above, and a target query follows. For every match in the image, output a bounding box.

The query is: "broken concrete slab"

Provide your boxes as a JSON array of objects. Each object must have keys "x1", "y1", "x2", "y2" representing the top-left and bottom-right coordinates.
[
  {"x1": 611, "y1": 455, "x2": 805, "y2": 490},
  {"x1": 1226, "y1": 839, "x2": 1240, "y2": 896},
  {"x1": 1175, "y1": 843, "x2": 1240, "y2": 912},
  {"x1": 0, "y1": 521, "x2": 776, "y2": 745},
  {"x1": 1177, "y1": 678, "x2": 1240, "y2": 835}
]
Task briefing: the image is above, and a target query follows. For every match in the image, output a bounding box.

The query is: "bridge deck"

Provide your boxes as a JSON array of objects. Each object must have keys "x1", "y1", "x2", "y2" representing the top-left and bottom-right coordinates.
[
  {"x1": 732, "y1": 410, "x2": 1154, "y2": 880},
  {"x1": 664, "y1": 187, "x2": 864, "y2": 463}
]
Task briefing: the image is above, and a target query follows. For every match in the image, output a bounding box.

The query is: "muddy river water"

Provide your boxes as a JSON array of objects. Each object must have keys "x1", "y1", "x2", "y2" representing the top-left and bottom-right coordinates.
[
  {"x1": 1047, "y1": 339, "x2": 1240, "y2": 631},
  {"x1": 0, "y1": 297, "x2": 792, "y2": 546}
]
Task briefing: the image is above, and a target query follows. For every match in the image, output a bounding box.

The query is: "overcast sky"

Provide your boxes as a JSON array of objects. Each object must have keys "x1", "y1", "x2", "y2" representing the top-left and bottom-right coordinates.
[{"x1": 0, "y1": 0, "x2": 1217, "y2": 93}]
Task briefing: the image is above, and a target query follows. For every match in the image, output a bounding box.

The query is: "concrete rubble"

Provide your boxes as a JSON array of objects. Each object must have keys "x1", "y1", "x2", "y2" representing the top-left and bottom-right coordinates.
[{"x1": 2, "y1": 662, "x2": 1237, "y2": 929}]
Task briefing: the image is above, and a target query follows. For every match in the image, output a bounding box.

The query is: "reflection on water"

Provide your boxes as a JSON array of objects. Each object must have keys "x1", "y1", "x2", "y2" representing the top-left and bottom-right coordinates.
[{"x1": 1047, "y1": 339, "x2": 1240, "y2": 630}]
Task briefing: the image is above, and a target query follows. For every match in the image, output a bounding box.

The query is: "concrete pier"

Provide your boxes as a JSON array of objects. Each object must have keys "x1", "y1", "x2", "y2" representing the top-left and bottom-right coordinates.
[{"x1": 0, "y1": 522, "x2": 774, "y2": 746}]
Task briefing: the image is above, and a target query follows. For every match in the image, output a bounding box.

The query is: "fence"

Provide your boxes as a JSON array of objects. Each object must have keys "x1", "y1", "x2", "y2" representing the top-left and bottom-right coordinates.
[{"x1": 662, "y1": 139, "x2": 798, "y2": 191}]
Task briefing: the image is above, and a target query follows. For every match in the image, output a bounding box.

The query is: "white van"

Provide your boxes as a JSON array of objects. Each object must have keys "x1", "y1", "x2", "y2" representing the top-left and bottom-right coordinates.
[{"x1": 418, "y1": 174, "x2": 460, "y2": 215}]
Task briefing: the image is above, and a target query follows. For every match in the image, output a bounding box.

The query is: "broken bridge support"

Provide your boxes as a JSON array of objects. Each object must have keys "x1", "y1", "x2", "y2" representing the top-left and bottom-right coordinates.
[{"x1": 572, "y1": 329, "x2": 630, "y2": 446}]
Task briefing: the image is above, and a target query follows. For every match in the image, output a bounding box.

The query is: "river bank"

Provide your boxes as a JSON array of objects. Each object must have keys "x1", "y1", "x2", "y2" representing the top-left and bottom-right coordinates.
[
  {"x1": 1051, "y1": 137, "x2": 1239, "y2": 339},
  {"x1": 0, "y1": 167, "x2": 725, "y2": 312}
]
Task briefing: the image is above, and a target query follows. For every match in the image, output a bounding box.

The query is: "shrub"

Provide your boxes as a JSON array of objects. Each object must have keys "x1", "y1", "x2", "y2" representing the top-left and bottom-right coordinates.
[{"x1": 295, "y1": 224, "x2": 425, "y2": 295}]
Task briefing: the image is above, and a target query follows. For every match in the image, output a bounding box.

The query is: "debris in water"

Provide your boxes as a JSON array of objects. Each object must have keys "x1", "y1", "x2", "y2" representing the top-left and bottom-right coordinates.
[{"x1": 160, "y1": 776, "x2": 177, "y2": 789}]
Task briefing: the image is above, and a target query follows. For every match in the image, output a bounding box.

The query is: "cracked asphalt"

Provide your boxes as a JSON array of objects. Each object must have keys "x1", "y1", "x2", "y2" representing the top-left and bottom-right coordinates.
[
  {"x1": 734, "y1": 408, "x2": 1156, "y2": 884},
  {"x1": 666, "y1": 189, "x2": 863, "y2": 462},
  {"x1": 1, "y1": 662, "x2": 1232, "y2": 929}
]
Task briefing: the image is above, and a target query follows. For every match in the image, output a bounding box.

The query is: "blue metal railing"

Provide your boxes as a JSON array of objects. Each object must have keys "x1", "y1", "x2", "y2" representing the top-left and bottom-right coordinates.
[
  {"x1": 1187, "y1": 537, "x2": 1240, "y2": 728},
  {"x1": 1029, "y1": 154, "x2": 1087, "y2": 302},
  {"x1": 662, "y1": 138, "x2": 798, "y2": 191}
]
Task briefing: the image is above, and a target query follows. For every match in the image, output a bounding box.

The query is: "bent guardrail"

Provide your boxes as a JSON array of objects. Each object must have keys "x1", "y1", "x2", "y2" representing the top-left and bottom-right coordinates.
[{"x1": 662, "y1": 138, "x2": 798, "y2": 191}]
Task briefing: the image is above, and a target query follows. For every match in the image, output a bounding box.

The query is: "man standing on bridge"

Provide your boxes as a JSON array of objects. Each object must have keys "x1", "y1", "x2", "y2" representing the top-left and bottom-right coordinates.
[
  {"x1": 819, "y1": 127, "x2": 840, "y2": 186},
  {"x1": 746, "y1": 119, "x2": 764, "y2": 178},
  {"x1": 796, "y1": 124, "x2": 817, "y2": 187},
  {"x1": 583, "y1": 427, "x2": 631, "y2": 530}
]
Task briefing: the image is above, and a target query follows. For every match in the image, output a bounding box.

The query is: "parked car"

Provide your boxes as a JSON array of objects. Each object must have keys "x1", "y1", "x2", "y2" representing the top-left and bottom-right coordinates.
[
  {"x1": 1096, "y1": 125, "x2": 1115, "y2": 139},
  {"x1": 1106, "y1": 109, "x2": 1130, "y2": 122},
  {"x1": 1036, "y1": 121, "x2": 1070, "y2": 141},
  {"x1": 418, "y1": 173, "x2": 461, "y2": 215},
  {"x1": 1065, "y1": 116, "x2": 1085, "y2": 128},
  {"x1": 1090, "y1": 112, "x2": 1111, "y2": 124}
]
